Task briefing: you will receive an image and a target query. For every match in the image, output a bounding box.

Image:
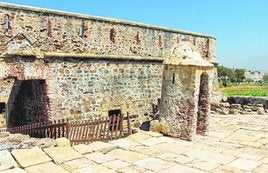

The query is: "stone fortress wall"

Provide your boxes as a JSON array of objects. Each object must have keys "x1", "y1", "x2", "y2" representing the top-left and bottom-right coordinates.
[{"x1": 0, "y1": 3, "x2": 216, "y2": 127}]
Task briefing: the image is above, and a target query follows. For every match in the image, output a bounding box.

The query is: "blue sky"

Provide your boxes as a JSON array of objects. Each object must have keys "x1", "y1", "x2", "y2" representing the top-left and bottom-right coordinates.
[{"x1": 2, "y1": 0, "x2": 268, "y2": 72}]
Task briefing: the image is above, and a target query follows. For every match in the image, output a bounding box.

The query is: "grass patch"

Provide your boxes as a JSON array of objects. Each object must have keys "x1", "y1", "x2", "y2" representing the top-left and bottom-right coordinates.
[{"x1": 220, "y1": 84, "x2": 268, "y2": 97}]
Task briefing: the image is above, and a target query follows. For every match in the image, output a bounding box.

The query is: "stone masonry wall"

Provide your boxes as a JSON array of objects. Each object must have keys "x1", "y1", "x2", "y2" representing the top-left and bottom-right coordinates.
[
  {"x1": 0, "y1": 3, "x2": 216, "y2": 62},
  {"x1": 0, "y1": 3, "x2": 216, "y2": 126},
  {"x1": 46, "y1": 58, "x2": 163, "y2": 121},
  {"x1": 0, "y1": 79, "x2": 14, "y2": 103}
]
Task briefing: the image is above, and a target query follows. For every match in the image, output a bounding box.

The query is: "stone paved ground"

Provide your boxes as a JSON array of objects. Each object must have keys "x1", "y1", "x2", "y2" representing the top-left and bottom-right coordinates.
[{"x1": 1, "y1": 113, "x2": 268, "y2": 173}]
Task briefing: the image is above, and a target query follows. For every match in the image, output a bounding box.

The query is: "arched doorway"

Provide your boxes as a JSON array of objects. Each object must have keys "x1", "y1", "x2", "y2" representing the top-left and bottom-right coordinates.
[
  {"x1": 8, "y1": 80, "x2": 49, "y2": 127},
  {"x1": 196, "y1": 72, "x2": 209, "y2": 135}
]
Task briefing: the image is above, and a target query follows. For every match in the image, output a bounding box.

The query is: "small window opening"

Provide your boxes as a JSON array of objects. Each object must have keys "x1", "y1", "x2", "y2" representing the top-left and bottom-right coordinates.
[
  {"x1": 110, "y1": 28, "x2": 116, "y2": 43},
  {"x1": 158, "y1": 35, "x2": 163, "y2": 48},
  {"x1": 176, "y1": 37, "x2": 180, "y2": 43},
  {"x1": 136, "y1": 31, "x2": 141, "y2": 45},
  {"x1": 108, "y1": 109, "x2": 121, "y2": 131},
  {"x1": 172, "y1": 73, "x2": 175, "y2": 84},
  {"x1": 79, "y1": 25, "x2": 84, "y2": 37},
  {"x1": 5, "y1": 14, "x2": 9, "y2": 31},
  {"x1": 0, "y1": 102, "x2": 5, "y2": 114},
  {"x1": 205, "y1": 39, "x2": 210, "y2": 58},
  {"x1": 47, "y1": 19, "x2": 53, "y2": 37}
]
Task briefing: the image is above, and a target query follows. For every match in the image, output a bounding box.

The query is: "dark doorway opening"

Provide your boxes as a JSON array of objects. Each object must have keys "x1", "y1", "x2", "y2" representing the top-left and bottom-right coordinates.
[
  {"x1": 0, "y1": 102, "x2": 6, "y2": 128},
  {"x1": 8, "y1": 80, "x2": 49, "y2": 127},
  {"x1": 196, "y1": 73, "x2": 209, "y2": 135},
  {"x1": 0, "y1": 102, "x2": 5, "y2": 114},
  {"x1": 108, "y1": 109, "x2": 121, "y2": 131}
]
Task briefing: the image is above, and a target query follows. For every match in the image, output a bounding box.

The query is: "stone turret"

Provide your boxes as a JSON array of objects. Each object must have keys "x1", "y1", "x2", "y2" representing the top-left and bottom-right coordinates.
[{"x1": 158, "y1": 41, "x2": 214, "y2": 141}]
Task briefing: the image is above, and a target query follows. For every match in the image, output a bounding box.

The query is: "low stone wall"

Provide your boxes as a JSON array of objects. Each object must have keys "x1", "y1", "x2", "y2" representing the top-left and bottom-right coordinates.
[
  {"x1": 211, "y1": 102, "x2": 266, "y2": 115},
  {"x1": 211, "y1": 96, "x2": 268, "y2": 115},
  {"x1": 0, "y1": 132, "x2": 55, "y2": 151},
  {"x1": 227, "y1": 96, "x2": 268, "y2": 110}
]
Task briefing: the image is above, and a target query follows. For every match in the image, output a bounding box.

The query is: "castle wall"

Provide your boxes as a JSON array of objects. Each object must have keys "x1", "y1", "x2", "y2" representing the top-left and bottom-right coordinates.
[
  {"x1": 0, "y1": 57, "x2": 163, "y2": 123},
  {"x1": 46, "y1": 58, "x2": 163, "y2": 121},
  {"x1": 0, "y1": 3, "x2": 216, "y2": 62},
  {"x1": 0, "y1": 3, "x2": 216, "y2": 126}
]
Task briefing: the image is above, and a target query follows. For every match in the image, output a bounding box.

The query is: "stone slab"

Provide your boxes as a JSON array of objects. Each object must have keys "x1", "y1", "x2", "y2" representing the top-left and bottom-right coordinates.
[
  {"x1": 134, "y1": 157, "x2": 174, "y2": 172},
  {"x1": 130, "y1": 145, "x2": 163, "y2": 156},
  {"x1": 55, "y1": 137, "x2": 71, "y2": 147},
  {"x1": 184, "y1": 149, "x2": 236, "y2": 164},
  {"x1": 221, "y1": 133, "x2": 261, "y2": 143},
  {"x1": 87, "y1": 141, "x2": 117, "y2": 153},
  {"x1": 101, "y1": 159, "x2": 131, "y2": 170},
  {"x1": 151, "y1": 142, "x2": 191, "y2": 154},
  {"x1": 107, "y1": 149, "x2": 148, "y2": 163},
  {"x1": 61, "y1": 157, "x2": 95, "y2": 172},
  {"x1": 72, "y1": 164, "x2": 116, "y2": 173},
  {"x1": 260, "y1": 157, "x2": 268, "y2": 164},
  {"x1": 211, "y1": 165, "x2": 243, "y2": 173},
  {"x1": 156, "y1": 152, "x2": 193, "y2": 164},
  {"x1": 142, "y1": 131, "x2": 163, "y2": 137},
  {"x1": 161, "y1": 165, "x2": 206, "y2": 173},
  {"x1": 228, "y1": 158, "x2": 260, "y2": 171},
  {"x1": 138, "y1": 136, "x2": 166, "y2": 146},
  {"x1": 73, "y1": 144, "x2": 93, "y2": 155},
  {"x1": 239, "y1": 153, "x2": 264, "y2": 161},
  {"x1": 116, "y1": 165, "x2": 148, "y2": 173},
  {"x1": 25, "y1": 162, "x2": 69, "y2": 173},
  {"x1": 126, "y1": 132, "x2": 151, "y2": 142},
  {"x1": 84, "y1": 152, "x2": 116, "y2": 164},
  {"x1": 254, "y1": 164, "x2": 268, "y2": 173},
  {"x1": 43, "y1": 147, "x2": 82, "y2": 164},
  {"x1": 185, "y1": 159, "x2": 219, "y2": 172},
  {"x1": 0, "y1": 168, "x2": 26, "y2": 173},
  {"x1": 11, "y1": 149, "x2": 51, "y2": 168},
  {"x1": 0, "y1": 150, "x2": 18, "y2": 171},
  {"x1": 109, "y1": 138, "x2": 141, "y2": 150}
]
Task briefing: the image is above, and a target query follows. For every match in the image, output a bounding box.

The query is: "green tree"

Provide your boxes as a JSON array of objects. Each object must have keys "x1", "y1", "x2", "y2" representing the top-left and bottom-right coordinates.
[
  {"x1": 263, "y1": 74, "x2": 268, "y2": 83},
  {"x1": 234, "y1": 68, "x2": 245, "y2": 83},
  {"x1": 217, "y1": 66, "x2": 234, "y2": 82}
]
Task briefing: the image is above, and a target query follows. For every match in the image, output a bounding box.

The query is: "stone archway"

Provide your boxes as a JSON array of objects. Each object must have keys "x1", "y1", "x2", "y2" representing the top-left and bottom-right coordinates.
[
  {"x1": 196, "y1": 72, "x2": 209, "y2": 134},
  {"x1": 8, "y1": 80, "x2": 49, "y2": 127}
]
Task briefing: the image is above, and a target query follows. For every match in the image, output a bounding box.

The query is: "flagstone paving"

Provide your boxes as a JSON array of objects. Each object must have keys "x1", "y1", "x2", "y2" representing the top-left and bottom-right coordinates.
[{"x1": 1, "y1": 113, "x2": 268, "y2": 173}]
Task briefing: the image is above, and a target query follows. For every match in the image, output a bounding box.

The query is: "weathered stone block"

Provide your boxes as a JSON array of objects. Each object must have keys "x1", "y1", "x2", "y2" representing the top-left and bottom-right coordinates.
[
  {"x1": 149, "y1": 120, "x2": 162, "y2": 133},
  {"x1": 134, "y1": 157, "x2": 175, "y2": 172},
  {"x1": 25, "y1": 162, "x2": 69, "y2": 173},
  {"x1": 210, "y1": 101, "x2": 220, "y2": 111},
  {"x1": 230, "y1": 104, "x2": 241, "y2": 109},
  {"x1": 84, "y1": 152, "x2": 116, "y2": 164},
  {"x1": 73, "y1": 144, "x2": 92, "y2": 155},
  {"x1": 43, "y1": 147, "x2": 82, "y2": 164},
  {"x1": 219, "y1": 102, "x2": 230, "y2": 108},
  {"x1": 106, "y1": 149, "x2": 148, "y2": 163},
  {"x1": 229, "y1": 109, "x2": 240, "y2": 115},
  {"x1": 244, "y1": 108, "x2": 252, "y2": 112},
  {"x1": 0, "y1": 150, "x2": 18, "y2": 171},
  {"x1": 55, "y1": 137, "x2": 71, "y2": 147},
  {"x1": 61, "y1": 157, "x2": 95, "y2": 172},
  {"x1": 221, "y1": 108, "x2": 229, "y2": 115},
  {"x1": 0, "y1": 168, "x2": 26, "y2": 173},
  {"x1": 11, "y1": 149, "x2": 52, "y2": 168},
  {"x1": 87, "y1": 141, "x2": 117, "y2": 153}
]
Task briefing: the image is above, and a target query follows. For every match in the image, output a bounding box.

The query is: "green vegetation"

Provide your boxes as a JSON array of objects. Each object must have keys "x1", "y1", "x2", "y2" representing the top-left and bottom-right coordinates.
[
  {"x1": 217, "y1": 66, "x2": 245, "y2": 83},
  {"x1": 217, "y1": 65, "x2": 268, "y2": 97},
  {"x1": 220, "y1": 84, "x2": 268, "y2": 97},
  {"x1": 263, "y1": 74, "x2": 268, "y2": 83}
]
